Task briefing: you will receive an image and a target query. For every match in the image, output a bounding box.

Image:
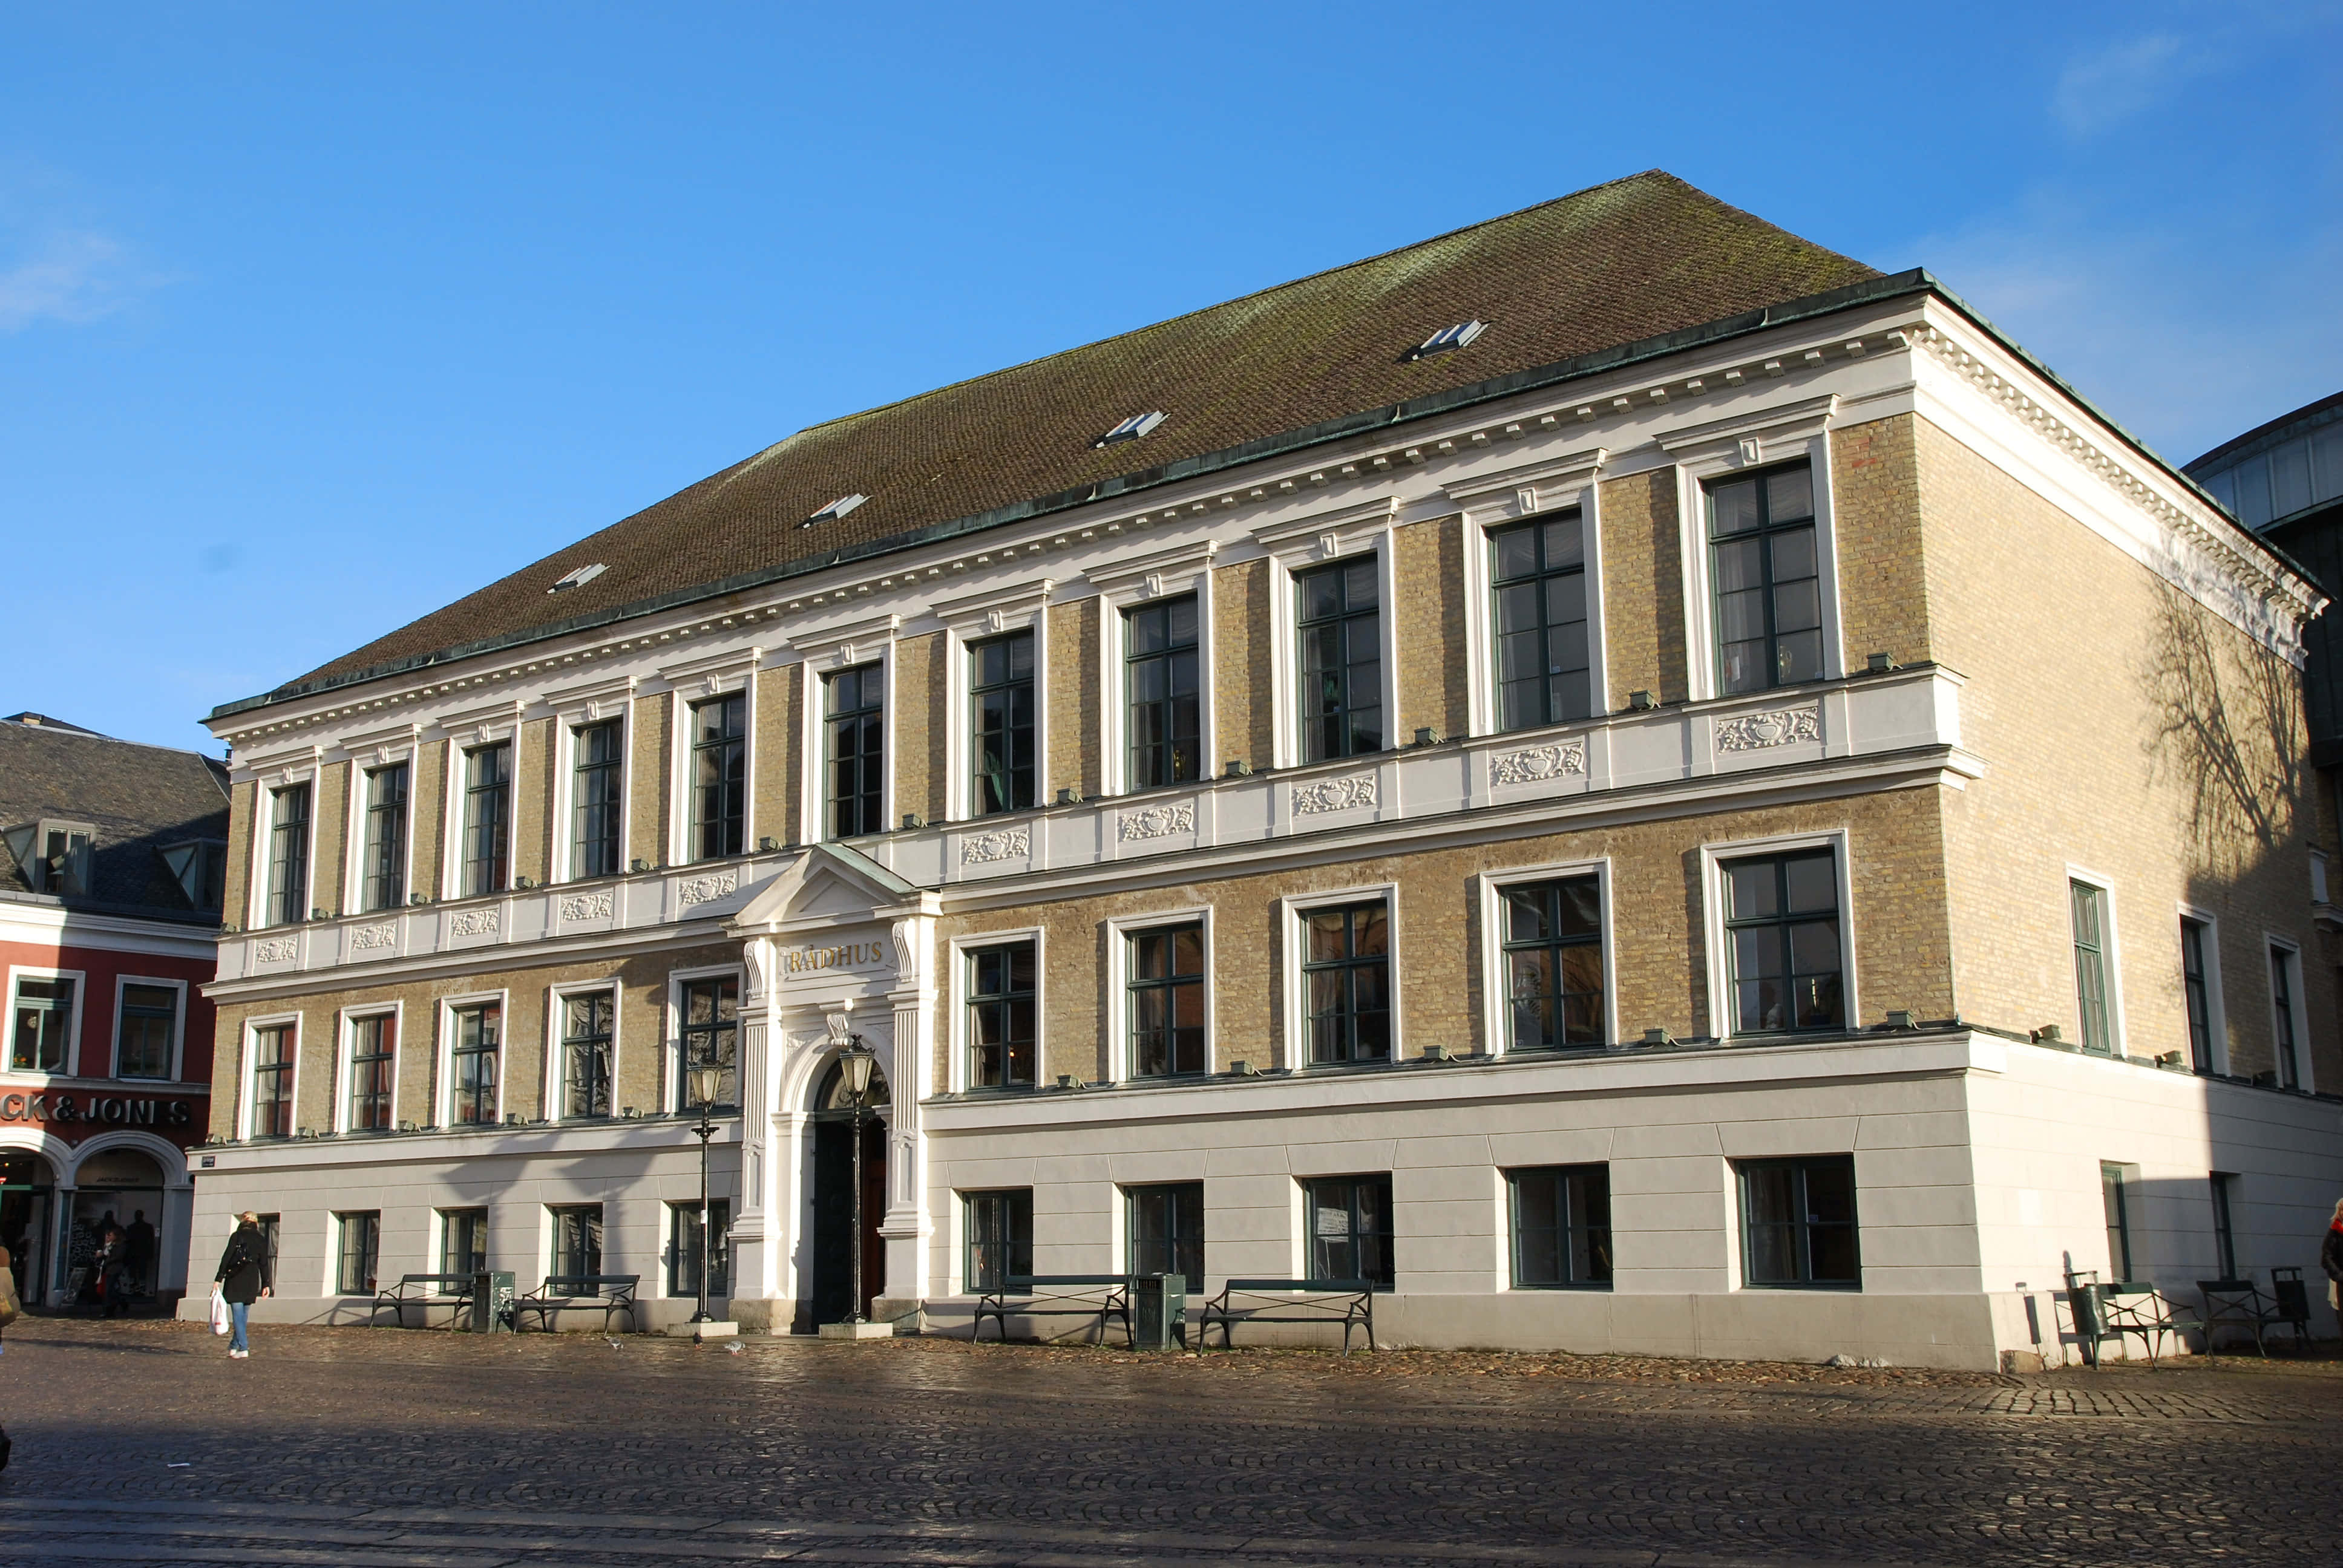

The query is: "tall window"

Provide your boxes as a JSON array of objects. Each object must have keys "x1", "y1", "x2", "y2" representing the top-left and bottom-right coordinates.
[
  {"x1": 1740, "y1": 1155, "x2": 1859, "y2": 1289},
  {"x1": 562, "y1": 990, "x2": 614, "y2": 1120},
  {"x1": 2210, "y1": 1172, "x2": 2240, "y2": 1281},
  {"x1": 10, "y1": 976, "x2": 74, "y2": 1073},
  {"x1": 1127, "y1": 1183, "x2": 1205, "y2": 1291},
  {"x1": 2270, "y1": 945, "x2": 2301, "y2": 1088},
  {"x1": 963, "y1": 1189, "x2": 1033, "y2": 1290},
  {"x1": 450, "y1": 1002, "x2": 500, "y2": 1125},
  {"x1": 678, "y1": 976, "x2": 738, "y2": 1109},
  {"x1": 116, "y1": 983, "x2": 177, "y2": 1080},
  {"x1": 668, "y1": 1198, "x2": 732, "y2": 1298},
  {"x1": 1303, "y1": 902, "x2": 1391, "y2": 1063},
  {"x1": 1125, "y1": 597, "x2": 1200, "y2": 788},
  {"x1": 439, "y1": 1208, "x2": 488, "y2": 1276},
  {"x1": 361, "y1": 763, "x2": 408, "y2": 912},
  {"x1": 689, "y1": 694, "x2": 747, "y2": 861},
  {"x1": 1297, "y1": 559, "x2": 1383, "y2": 760},
  {"x1": 2100, "y1": 1161, "x2": 2134, "y2": 1281},
  {"x1": 967, "y1": 941, "x2": 1037, "y2": 1089},
  {"x1": 461, "y1": 743, "x2": 512, "y2": 898},
  {"x1": 1128, "y1": 923, "x2": 1205, "y2": 1077},
  {"x1": 969, "y1": 632, "x2": 1036, "y2": 815},
  {"x1": 1489, "y1": 514, "x2": 1591, "y2": 731},
  {"x1": 346, "y1": 1013, "x2": 395, "y2": 1131},
  {"x1": 571, "y1": 720, "x2": 624, "y2": 880},
  {"x1": 2181, "y1": 918, "x2": 2215, "y2": 1072},
  {"x1": 550, "y1": 1204, "x2": 603, "y2": 1289},
  {"x1": 336, "y1": 1212, "x2": 381, "y2": 1295},
  {"x1": 1304, "y1": 1175, "x2": 1394, "y2": 1288},
  {"x1": 1501, "y1": 876, "x2": 1603, "y2": 1050},
  {"x1": 250, "y1": 1022, "x2": 294, "y2": 1138},
  {"x1": 1510, "y1": 1165, "x2": 1613, "y2": 1289},
  {"x1": 1722, "y1": 850, "x2": 1843, "y2": 1034},
  {"x1": 825, "y1": 664, "x2": 885, "y2": 838},
  {"x1": 1709, "y1": 462, "x2": 1823, "y2": 694},
  {"x1": 267, "y1": 783, "x2": 311, "y2": 926},
  {"x1": 2070, "y1": 881, "x2": 2112, "y2": 1055}
]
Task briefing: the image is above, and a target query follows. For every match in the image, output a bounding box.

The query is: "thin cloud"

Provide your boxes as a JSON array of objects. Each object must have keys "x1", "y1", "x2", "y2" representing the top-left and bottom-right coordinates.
[
  {"x1": 2052, "y1": 33, "x2": 2197, "y2": 135},
  {"x1": 0, "y1": 224, "x2": 150, "y2": 330}
]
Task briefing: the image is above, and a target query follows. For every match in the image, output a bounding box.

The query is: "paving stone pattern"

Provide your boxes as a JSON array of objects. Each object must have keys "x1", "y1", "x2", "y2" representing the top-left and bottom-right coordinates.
[{"x1": 1, "y1": 1319, "x2": 2338, "y2": 1567}]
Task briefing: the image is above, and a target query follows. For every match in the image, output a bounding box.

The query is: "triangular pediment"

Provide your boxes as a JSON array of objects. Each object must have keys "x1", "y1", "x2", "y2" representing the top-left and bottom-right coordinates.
[{"x1": 727, "y1": 841, "x2": 931, "y2": 935}]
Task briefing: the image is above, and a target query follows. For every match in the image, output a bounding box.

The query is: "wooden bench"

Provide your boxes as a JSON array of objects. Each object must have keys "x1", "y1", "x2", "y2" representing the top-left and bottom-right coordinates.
[
  {"x1": 368, "y1": 1273, "x2": 477, "y2": 1329},
  {"x1": 511, "y1": 1273, "x2": 640, "y2": 1333},
  {"x1": 1200, "y1": 1278, "x2": 1376, "y2": 1353},
  {"x1": 972, "y1": 1275, "x2": 1133, "y2": 1346},
  {"x1": 2199, "y1": 1278, "x2": 2307, "y2": 1356}
]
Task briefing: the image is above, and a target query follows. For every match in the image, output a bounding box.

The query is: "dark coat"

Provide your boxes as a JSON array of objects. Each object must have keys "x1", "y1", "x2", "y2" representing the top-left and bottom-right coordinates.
[
  {"x1": 214, "y1": 1224, "x2": 271, "y2": 1305},
  {"x1": 2322, "y1": 1224, "x2": 2343, "y2": 1286}
]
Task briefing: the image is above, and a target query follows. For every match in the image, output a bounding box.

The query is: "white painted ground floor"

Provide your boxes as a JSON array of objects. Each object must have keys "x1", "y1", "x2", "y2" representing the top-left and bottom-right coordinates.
[{"x1": 180, "y1": 1031, "x2": 2343, "y2": 1368}]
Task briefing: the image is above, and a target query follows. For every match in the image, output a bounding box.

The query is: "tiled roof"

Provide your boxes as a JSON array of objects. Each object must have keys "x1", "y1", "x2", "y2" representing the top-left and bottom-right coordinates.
[
  {"x1": 0, "y1": 720, "x2": 230, "y2": 917},
  {"x1": 266, "y1": 171, "x2": 1879, "y2": 700}
]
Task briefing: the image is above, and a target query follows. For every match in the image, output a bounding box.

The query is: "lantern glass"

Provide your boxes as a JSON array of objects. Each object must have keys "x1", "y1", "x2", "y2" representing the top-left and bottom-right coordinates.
[
  {"x1": 839, "y1": 1044, "x2": 876, "y2": 1100},
  {"x1": 689, "y1": 1061, "x2": 725, "y2": 1108}
]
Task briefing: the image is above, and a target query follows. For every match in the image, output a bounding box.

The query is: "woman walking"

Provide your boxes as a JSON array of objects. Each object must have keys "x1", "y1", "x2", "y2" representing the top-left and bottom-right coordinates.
[
  {"x1": 2323, "y1": 1198, "x2": 2343, "y2": 1314},
  {"x1": 213, "y1": 1212, "x2": 272, "y2": 1359}
]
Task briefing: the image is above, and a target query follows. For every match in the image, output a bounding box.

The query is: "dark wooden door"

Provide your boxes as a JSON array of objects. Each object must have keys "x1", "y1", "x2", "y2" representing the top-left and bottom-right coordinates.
[{"x1": 808, "y1": 1117, "x2": 886, "y2": 1325}]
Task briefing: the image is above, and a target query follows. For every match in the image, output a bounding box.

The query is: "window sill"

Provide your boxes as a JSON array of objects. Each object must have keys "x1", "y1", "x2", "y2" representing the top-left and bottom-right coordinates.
[
  {"x1": 1509, "y1": 1281, "x2": 1615, "y2": 1292},
  {"x1": 1738, "y1": 1281, "x2": 1861, "y2": 1292}
]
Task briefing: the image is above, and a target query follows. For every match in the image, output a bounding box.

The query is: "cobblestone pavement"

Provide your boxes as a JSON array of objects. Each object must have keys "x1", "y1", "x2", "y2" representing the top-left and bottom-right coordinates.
[{"x1": 1, "y1": 1318, "x2": 2338, "y2": 1568}]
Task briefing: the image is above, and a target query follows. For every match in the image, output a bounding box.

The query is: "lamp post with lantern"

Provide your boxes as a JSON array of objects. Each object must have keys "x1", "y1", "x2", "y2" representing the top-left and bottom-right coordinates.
[
  {"x1": 686, "y1": 1057, "x2": 725, "y2": 1327},
  {"x1": 834, "y1": 1034, "x2": 877, "y2": 1326}
]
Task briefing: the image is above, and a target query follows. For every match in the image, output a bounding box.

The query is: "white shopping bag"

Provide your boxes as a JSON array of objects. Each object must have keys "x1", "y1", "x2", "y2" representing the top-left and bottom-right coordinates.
[{"x1": 209, "y1": 1289, "x2": 231, "y2": 1336}]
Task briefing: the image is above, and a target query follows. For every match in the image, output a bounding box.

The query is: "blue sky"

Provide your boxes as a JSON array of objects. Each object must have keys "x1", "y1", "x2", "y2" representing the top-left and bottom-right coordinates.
[{"x1": 4, "y1": 2, "x2": 2338, "y2": 751}]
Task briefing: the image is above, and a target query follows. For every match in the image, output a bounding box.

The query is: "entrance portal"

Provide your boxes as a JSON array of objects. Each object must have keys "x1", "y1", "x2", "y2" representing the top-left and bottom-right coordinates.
[
  {"x1": 0, "y1": 1149, "x2": 53, "y2": 1308},
  {"x1": 801, "y1": 1057, "x2": 889, "y2": 1330}
]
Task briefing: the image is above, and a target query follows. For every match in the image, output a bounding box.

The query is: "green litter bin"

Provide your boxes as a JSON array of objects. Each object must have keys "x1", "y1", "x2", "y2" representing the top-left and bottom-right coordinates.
[
  {"x1": 1131, "y1": 1273, "x2": 1186, "y2": 1350},
  {"x1": 471, "y1": 1270, "x2": 516, "y2": 1334}
]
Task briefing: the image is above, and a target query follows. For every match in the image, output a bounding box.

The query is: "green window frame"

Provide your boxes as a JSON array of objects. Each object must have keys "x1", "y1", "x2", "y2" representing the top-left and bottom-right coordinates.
[
  {"x1": 266, "y1": 783, "x2": 311, "y2": 926},
  {"x1": 969, "y1": 632, "x2": 1037, "y2": 815},
  {"x1": 963, "y1": 1188, "x2": 1033, "y2": 1290},
  {"x1": 1296, "y1": 558, "x2": 1383, "y2": 761},
  {"x1": 1127, "y1": 1182, "x2": 1205, "y2": 1291},
  {"x1": 1509, "y1": 1165, "x2": 1612, "y2": 1289},
  {"x1": 2100, "y1": 1161, "x2": 2133, "y2": 1281},
  {"x1": 549, "y1": 1204, "x2": 603, "y2": 1292},
  {"x1": 1489, "y1": 513, "x2": 1591, "y2": 731},
  {"x1": 9, "y1": 976, "x2": 73, "y2": 1074},
  {"x1": 825, "y1": 664, "x2": 885, "y2": 838},
  {"x1": 439, "y1": 1208, "x2": 487, "y2": 1276},
  {"x1": 571, "y1": 719, "x2": 624, "y2": 880},
  {"x1": 460, "y1": 743, "x2": 511, "y2": 898},
  {"x1": 562, "y1": 990, "x2": 614, "y2": 1120},
  {"x1": 2270, "y1": 944, "x2": 2301, "y2": 1088},
  {"x1": 2070, "y1": 881, "x2": 2112, "y2": 1055},
  {"x1": 346, "y1": 1012, "x2": 395, "y2": 1131},
  {"x1": 967, "y1": 941, "x2": 1037, "y2": 1089},
  {"x1": 336, "y1": 1211, "x2": 380, "y2": 1295},
  {"x1": 667, "y1": 1198, "x2": 732, "y2": 1298},
  {"x1": 2210, "y1": 1171, "x2": 2239, "y2": 1281},
  {"x1": 689, "y1": 694, "x2": 747, "y2": 861},
  {"x1": 449, "y1": 1002, "x2": 500, "y2": 1125},
  {"x1": 1499, "y1": 875, "x2": 1604, "y2": 1050},
  {"x1": 1127, "y1": 923, "x2": 1205, "y2": 1077},
  {"x1": 1303, "y1": 1175, "x2": 1393, "y2": 1289},
  {"x1": 1125, "y1": 597, "x2": 1200, "y2": 788},
  {"x1": 1722, "y1": 849, "x2": 1844, "y2": 1034},
  {"x1": 677, "y1": 976, "x2": 738, "y2": 1109},
  {"x1": 1707, "y1": 460, "x2": 1823, "y2": 694},
  {"x1": 361, "y1": 763, "x2": 408, "y2": 912},
  {"x1": 1302, "y1": 901, "x2": 1391, "y2": 1064},
  {"x1": 116, "y1": 982, "x2": 177, "y2": 1080},
  {"x1": 249, "y1": 1021, "x2": 294, "y2": 1138},
  {"x1": 1739, "y1": 1154, "x2": 1860, "y2": 1289},
  {"x1": 2180, "y1": 917, "x2": 2215, "y2": 1072}
]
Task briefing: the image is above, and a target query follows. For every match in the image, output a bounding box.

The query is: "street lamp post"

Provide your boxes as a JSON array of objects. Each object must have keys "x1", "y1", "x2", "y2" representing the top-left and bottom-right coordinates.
[
  {"x1": 835, "y1": 1036, "x2": 877, "y2": 1325},
  {"x1": 687, "y1": 1059, "x2": 724, "y2": 1325}
]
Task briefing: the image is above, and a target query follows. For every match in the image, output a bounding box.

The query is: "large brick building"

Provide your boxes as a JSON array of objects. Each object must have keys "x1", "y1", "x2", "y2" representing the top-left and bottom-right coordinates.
[{"x1": 185, "y1": 173, "x2": 2340, "y2": 1365}]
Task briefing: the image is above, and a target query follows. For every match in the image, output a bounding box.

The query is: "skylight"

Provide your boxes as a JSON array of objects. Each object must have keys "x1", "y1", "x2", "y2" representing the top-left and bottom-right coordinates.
[
  {"x1": 548, "y1": 563, "x2": 607, "y2": 594},
  {"x1": 1095, "y1": 411, "x2": 1166, "y2": 448},
  {"x1": 801, "y1": 494, "x2": 868, "y2": 528},
  {"x1": 1414, "y1": 319, "x2": 1486, "y2": 358}
]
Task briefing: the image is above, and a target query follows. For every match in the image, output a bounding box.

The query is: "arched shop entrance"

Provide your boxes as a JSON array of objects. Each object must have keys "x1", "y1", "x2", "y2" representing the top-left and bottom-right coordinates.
[
  {"x1": 0, "y1": 1149, "x2": 56, "y2": 1308},
  {"x1": 801, "y1": 1056, "x2": 888, "y2": 1330},
  {"x1": 64, "y1": 1146, "x2": 169, "y2": 1308}
]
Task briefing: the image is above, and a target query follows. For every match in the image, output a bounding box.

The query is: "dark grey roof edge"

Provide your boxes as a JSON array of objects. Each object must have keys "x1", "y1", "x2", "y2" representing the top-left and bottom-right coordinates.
[
  {"x1": 2185, "y1": 388, "x2": 2343, "y2": 475},
  {"x1": 210, "y1": 265, "x2": 2309, "y2": 723}
]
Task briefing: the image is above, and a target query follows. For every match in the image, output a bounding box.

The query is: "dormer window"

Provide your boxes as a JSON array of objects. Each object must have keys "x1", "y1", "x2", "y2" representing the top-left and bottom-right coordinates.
[
  {"x1": 4, "y1": 819, "x2": 95, "y2": 897},
  {"x1": 1095, "y1": 411, "x2": 1166, "y2": 448},
  {"x1": 1413, "y1": 319, "x2": 1486, "y2": 358},
  {"x1": 548, "y1": 563, "x2": 607, "y2": 594},
  {"x1": 162, "y1": 840, "x2": 229, "y2": 911},
  {"x1": 802, "y1": 494, "x2": 869, "y2": 528}
]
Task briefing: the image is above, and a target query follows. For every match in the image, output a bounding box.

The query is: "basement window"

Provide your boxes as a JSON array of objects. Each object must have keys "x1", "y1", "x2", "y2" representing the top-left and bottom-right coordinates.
[
  {"x1": 1095, "y1": 411, "x2": 1166, "y2": 448},
  {"x1": 801, "y1": 494, "x2": 868, "y2": 528},
  {"x1": 1414, "y1": 319, "x2": 1486, "y2": 358},
  {"x1": 548, "y1": 563, "x2": 607, "y2": 593}
]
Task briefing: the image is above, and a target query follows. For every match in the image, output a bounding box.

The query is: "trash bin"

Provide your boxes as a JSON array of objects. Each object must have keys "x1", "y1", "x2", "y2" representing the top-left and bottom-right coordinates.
[
  {"x1": 471, "y1": 1270, "x2": 516, "y2": 1334},
  {"x1": 1131, "y1": 1272, "x2": 1186, "y2": 1350}
]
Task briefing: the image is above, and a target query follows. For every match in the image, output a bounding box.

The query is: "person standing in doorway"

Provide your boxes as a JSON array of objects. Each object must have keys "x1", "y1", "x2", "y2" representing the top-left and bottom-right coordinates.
[
  {"x1": 213, "y1": 1212, "x2": 270, "y2": 1359},
  {"x1": 125, "y1": 1210, "x2": 156, "y2": 1298}
]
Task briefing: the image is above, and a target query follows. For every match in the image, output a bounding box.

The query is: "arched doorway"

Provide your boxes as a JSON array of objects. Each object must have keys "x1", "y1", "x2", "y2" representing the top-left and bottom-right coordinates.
[
  {"x1": 0, "y1": 1149, "x2": 56, "y2": 1308},
  {"x1": 68, "y1": 1146, "x2": 168, "y2": 1310},
  {"x1": 802, "y1": 1056, "x2": 888, "y2": 1329}
]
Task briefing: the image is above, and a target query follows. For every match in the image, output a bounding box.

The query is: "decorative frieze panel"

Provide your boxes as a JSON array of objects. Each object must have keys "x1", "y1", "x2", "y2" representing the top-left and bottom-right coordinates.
[
  {"x1": 1118, "y1": 800, "x2": 1196, "y2": 841},
  {"x1": 960, "y1": 828, "x2": 1030, "y2": 864},
  {"x1": 349, "y1": 923, "x2": 396, "y2": 952},
  {"x1": 1291, "y1": 774, "x2": 1378, "y2": 815},
  {"x1": 676, "y1": 869, "x2": 741, "y2": 906},
  {"x1": 1489, "y1": 740, "x2": 1587, "y2": 786},
  {"x1": 253, "y1": 935, "x2": 298, "y2": 964},
  {"x1": 1714, "y1": 705, "x2": 1822, "y2": 753},
  {"x1": 559, "y1": 890, "x2": 615, "y2": 923},
  {"x1": 448, "y1": 908, "x2": 500, "y2": 938}
]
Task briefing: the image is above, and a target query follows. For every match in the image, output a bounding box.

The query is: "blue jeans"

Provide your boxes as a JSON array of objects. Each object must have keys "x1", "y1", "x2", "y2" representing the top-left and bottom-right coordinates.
[{"x1": 229, "y1": 1301, "x2": 249, "y2": 1353}]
